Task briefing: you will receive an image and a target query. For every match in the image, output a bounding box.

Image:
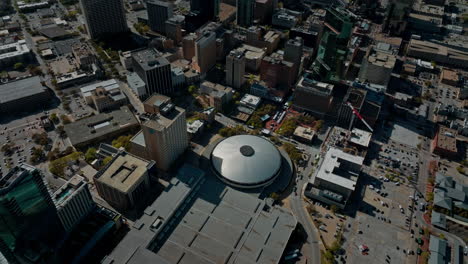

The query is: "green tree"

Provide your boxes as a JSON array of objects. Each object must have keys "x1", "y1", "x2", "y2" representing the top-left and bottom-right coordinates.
[
  {"x1": 112, "y1": 135, "x2": 132, "y2": 150},
  {"x1": 49, "y1": 152, "x2": 81, "y2": 177},
  {"x1": 218, "y1": 126, "x2": 246, "y2": 137},
  {"x1": 270, "y1": 136, "x2": 282, "y2": 146},
  {"x1": 85, "y1": 148, "x2": 97, "y2": 162},
  {"x1": 14, "y1": 62, "x2": 24, "y2": 70},
  {"x1": 133, "y1": 22, "x2": 150, "y2": 35},
  {"x1": 282, "y1": 142, "x2": 302, "y2": 162},
  {"x1": 56, "y1": 125, "x2": 67, "y2": 138},
  {"x1": 314, "y1": 120, "x2": 324, "y2": 131},
  {"x1": 298, "y1": 114, "x2": 315, "y2": 124},
  {"x1": 188, "y1": 85, "x2": 197, "y2": 94},
  {"x1": 1, "y1": 144, "x2": 14, "y2": 155},
  {"x1": 277, "y1": 118, "x2": 298, "y2": 136},
  {"x1": 32, "y1": 132, "x2": 49, "y2": 145},
  {"x1": 269, "y1": 192, "x2": 280, "y2": 200},
  {"x1": 322, "y1": 250, "x2": 334, "y2": 263},
  {"x1": 30, "y1": 147, "x2": 45, "y2": 163},
  {"x1": 60, "y1": 114, "x2": 71, "y2": 124},
  {"x1": 102, "y1": 156, "x2": 113, "y2": 166},
  {"x1": 330, "y1": 205, "x2": 338, "y2": 214},
  {"x1": 49, "y1": 113, "x2": 59, "y2": 123},
  {"x1": 247, "y1": 104, "x2": 276, "y2": 128},
  {"x1": 27, "y1": 65, "x2": 43, "y2": 76}
]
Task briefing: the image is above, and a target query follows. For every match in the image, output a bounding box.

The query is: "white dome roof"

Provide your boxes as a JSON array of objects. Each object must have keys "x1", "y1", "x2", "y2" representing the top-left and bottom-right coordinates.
[{"x1": 210, "y1": 135, "x2": 282, "y2": 188}]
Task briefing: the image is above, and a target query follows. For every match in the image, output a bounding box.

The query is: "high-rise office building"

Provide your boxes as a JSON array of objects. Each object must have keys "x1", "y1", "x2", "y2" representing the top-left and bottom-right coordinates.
[
  {"x1": 237, "y1": 0, "x2": 255, "y2": 27},
  {"x1": 284, "y1": 36, "x2": 303, "y2": 78},
  {"x1": 165, "y1": 15, "x2": 184, "y2": 43},
  {"x1": 132, "y1": 49, "x2": 173, "y2": 97},
  {"x1": 312, "y1": 7, "x2": 354, "y2": 83},
  {"x1": 383, "y1": 0, "x2": 414, "y2": 36},
  {"x1": 254, "y1": 0, "x2": 275, "y2": 24},
  {"x1": 147, "y1": 0, "x2": 173, "y2": 34},
  {"x1": 284, "y1": 37, "x2": 303, "y2": 65},
  {"x1": 79, "y1": 0, "x2": 128, "y2": 39},
  {"x1": 0, "y1": 164, "x2": 65, "y2": 263},
  {"x1": 195, "y1": 32, "x2": 217, "y2": 74},
  {"x1": 292, "y1": 74, "x2": 335, "y2": 118},
  {"x1": 182, "y1": 33, "x2": 197, "y2": 60},
  {"x1": 141, "y1": 94, "x2": 188, "y2": 171},
  {"x1": 53, "y1": 175, "x2": 95, "y2": 232},
  {"x1": 190, "y1": 0, "x2": 219, "y2": 21},
  {"x1": 226, "y1": 50, "x2": 245, "y2": 89}
]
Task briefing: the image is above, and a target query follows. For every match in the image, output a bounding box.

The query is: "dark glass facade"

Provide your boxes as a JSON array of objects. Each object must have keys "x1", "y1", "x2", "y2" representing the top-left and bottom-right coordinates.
[
  {"x1": 0, "y1": 165, "x2": 64, "y2": 263},
  {"x1": 312, "y1": 7, "x2": 354, "y2": 83}
]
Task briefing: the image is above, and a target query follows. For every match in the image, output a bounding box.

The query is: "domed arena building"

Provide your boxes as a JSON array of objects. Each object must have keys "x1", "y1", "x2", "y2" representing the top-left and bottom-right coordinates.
[{"x1": 205, "y1": 135, "x2": 293, "y2": 190}]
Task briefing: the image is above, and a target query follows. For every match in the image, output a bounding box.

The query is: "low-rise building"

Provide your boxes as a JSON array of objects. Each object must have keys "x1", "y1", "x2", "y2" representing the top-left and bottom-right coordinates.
[
  {"x1": 94, "y1": 151, "x2": 155, "y2": 211},
  {"x1": 428, "y1": 235, "x2": 449, "y2": 264},
  {"x1": 56, "y1": 71, "x2": 96, "y2": 89},
  {"x1": 272, "y1": 8, "x2": 301, "y2": 29},
  {"x1": 239, "y1": 93, "x2": 261, "y2": 110},
  {"x1": 412, "y1": 4, "x2": 444, "y2": 18},
  {"x1": 393, "y1": 92, "x2": 414, "y2": 108},
  {"x1": 0, "y1": 76, "x2": 51, "y2": 113},
  {"x1": 53, "y1": 175, "x2": 95, "y2": 232},
  {"x1": 199, "y1": 107, "x2": 215, "y2": 123},
  {"x1": 348, "y1": 128, "x2": 372, "y2": 150},
  {"x1": 305, "y1": 147, "x2": 364, "y2": 209},
  {"x1": 127, "y1": 72, "x2": 146, "y2": 99},
  {"x1": 293, "y1": 126, "x2": 315, "y2": 143},
  {"x1": 80, "y1": 79, "x2": 128, "y2": 113},
  {"x1": 407, "y1": 39, "x2": 468, "y2": 69},
  {"x1": 72, "y1": 42, "x2": 96, "y2": 69},
  {"x1": 440, "y1": 69, "x2": 459, "y2": 87},
  {"x1": 408, "y1": 13, "x2": 443, "y2": 33},
  {"x1": 0, "y1": 40, "x2": 32, "y2": 67},
  {"x1": 187, "y1": 119, "x2": 204, "y2": 139},
  {"x1": 171, "y1": 67, "x2": 185, "y2": 90},
  {"x1": 431, "y1": 126, "x2": 458, "y2": 159},
  {"x1": 17, "y1": 0, "x2": 49, "y2": 12},
  {"x1": 250, "y1": 81, "x2": 284, "y2": 103},
  {"x1": 64, "y1": 106, "x2": 140, "y2": 149},
  {"x1": 200, "y1": 81, "x2": 233, "y2": 111},
  {"x1": 433, "y1": 173, "x2": 468, "y2": 223}
]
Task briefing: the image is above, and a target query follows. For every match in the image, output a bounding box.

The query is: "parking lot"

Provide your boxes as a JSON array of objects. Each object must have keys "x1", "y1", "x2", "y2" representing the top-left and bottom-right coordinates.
[
  {"x1": 344, "y1": 211, "x2": 416, "y2": 264},
  {"x1": 341, "y1": 173, "x2": 420, "y2": 264},
  {"x1": 375, "y1": 140, "x2": 420, "y2": 182},
  {"x1": 434, "y1": 84, "x2": 462, "y2": 107},
  {"x1": 0, "y1": 116, "x2": 48, "y2": 175}
]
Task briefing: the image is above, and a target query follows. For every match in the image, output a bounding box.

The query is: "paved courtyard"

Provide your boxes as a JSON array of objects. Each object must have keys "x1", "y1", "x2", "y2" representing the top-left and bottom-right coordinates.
[{"x1": 389, "y1": 124, "x2": 421, "y2": 148}]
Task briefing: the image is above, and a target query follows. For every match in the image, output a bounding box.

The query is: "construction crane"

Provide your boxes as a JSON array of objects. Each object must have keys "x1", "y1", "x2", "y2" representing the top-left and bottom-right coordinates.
[{"x1": 346, "y1": 102, "x2": 374, "y2": 132}]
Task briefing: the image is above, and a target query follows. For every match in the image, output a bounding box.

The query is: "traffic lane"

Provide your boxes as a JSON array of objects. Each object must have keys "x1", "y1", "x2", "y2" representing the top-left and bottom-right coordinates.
[{"x1": 290, "y1": 195, "x2": 321, "y2": 264}]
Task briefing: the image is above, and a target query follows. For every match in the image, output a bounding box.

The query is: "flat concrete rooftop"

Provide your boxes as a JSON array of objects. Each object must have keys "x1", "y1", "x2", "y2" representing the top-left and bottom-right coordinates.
[{"x1": 103, "y1": 164, "x2": 297, "y2": 264}]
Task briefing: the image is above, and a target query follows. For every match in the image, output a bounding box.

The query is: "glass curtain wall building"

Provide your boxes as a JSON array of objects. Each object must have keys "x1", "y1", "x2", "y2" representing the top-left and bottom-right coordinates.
[
  {"x1": 312, "y1": 7, "x2": 355, "y2": 83},
  {"x1": 0, "y1": 165, "x2": 65, "y2": 264}
]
